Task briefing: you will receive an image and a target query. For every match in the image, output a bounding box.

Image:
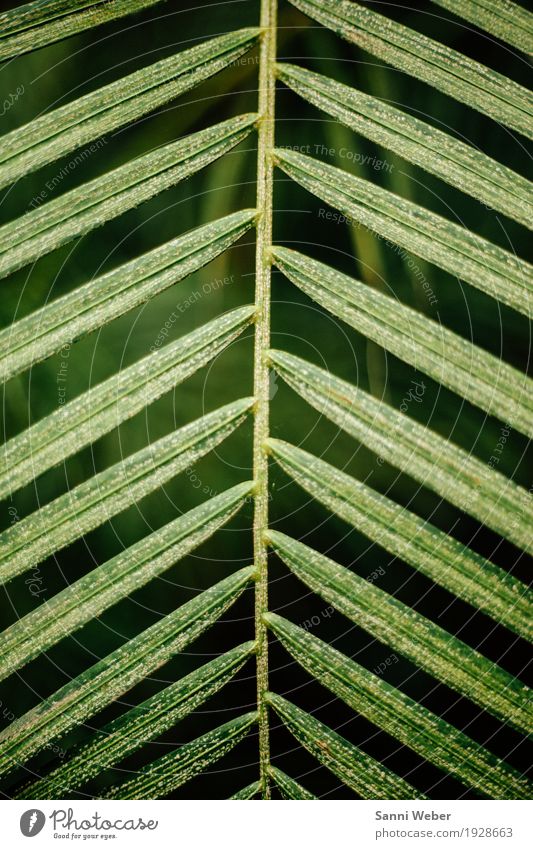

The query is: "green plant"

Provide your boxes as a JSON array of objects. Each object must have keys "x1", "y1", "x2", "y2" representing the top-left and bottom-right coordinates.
[{"x1": 0, "y1": 0, "x2": 532, "y2": 801}]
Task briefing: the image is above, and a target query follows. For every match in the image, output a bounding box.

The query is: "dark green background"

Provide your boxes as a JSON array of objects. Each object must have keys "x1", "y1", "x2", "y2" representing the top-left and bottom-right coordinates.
[{"x1": 0, "y1": 0, "x2": 531, "y2": 798}]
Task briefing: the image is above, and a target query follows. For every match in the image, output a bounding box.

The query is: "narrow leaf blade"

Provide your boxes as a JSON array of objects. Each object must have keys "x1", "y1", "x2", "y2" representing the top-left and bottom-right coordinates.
[
  {"x1": 0, "y1": 483, "x2": 253, "y2": 680},
  {"x1": 431, "y1": 0, "x2": 533, "y2": 56},
  {"x1": 267, "y1": 527, "x2": 532, "y2": 734},
  {"x1": 267, "y1": 693, "x2": 424, "y2": 799},
  {"x1": 0, "y1": 119, "x2": 256, "y2": 280},
  {"x1": 104, "y1": 712, "x2": 257, "y2": 800},
  {"x1": 268, "y1": 427, "x2": 531, "y2": 640},
  {"x1": 0, "y1": 28, "x2": 259, "y2": 187},
  {"x1": 277, "y1": 63, "x2": 533, "y2": 228},
  {"x1": 270, "y1": 349, "x2": 533, "y2": 562},
  {"x1": 0, "y1": 206, "x2": 255, "y2": 380},
  {"x1": 274, "y1": 148, "x2": 532, "y2": 316},
  {"x1": 0, "y1": 0, "x2": 165, "y2": 61},
  {"x1": 288, "y1": 0, "x2": 533, "y2": 138},
  {"x1": 266, "y1": 613, "x2": 531, "y2": 799},
  {"x1": 230, "y1": 781, "x2": 261, "y2": 800},
  {"x1": 0, "y1": 566, "x2": 254, "y2": 777},
  {"x1": 1, "y1": 304, "x2": 255, "y2": 495},
  {"x1": 18, "y1": 642, "x2": 254, "y2": 799},
  {"x1": 272, "y1": 247, "x2": 533, "y2": 437},
  {"x1": 0, "y1": 399, "x2": 253, "y2": 584},
  {"x1": 269, "y1": 766, "x2": 316, "y2": 800}
]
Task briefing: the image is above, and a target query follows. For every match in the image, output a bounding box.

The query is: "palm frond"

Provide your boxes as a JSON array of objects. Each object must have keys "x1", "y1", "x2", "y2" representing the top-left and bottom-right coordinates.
[
  {"x1": 0, "y1": 399, "x2": 253, "y2": 584},
  {"x1": 1, "y1": 305, "x2": 255, "y2": 494},
  {"x1": 267, "y1": 692, "x2": 424, "y2": 799},
  {"x1": 0, "y1": 209, "x2": 255, "y2": 381},
  {"x1": 288, "y1": 0, "x2": 533, "y2": 138},
  {"x1": 0, "y1": 0, "x2": 165, "y2": 61},
  {"x1": 104, "y1": 712, "x2": 258, "y2": 799},
  {"x1": 0, "y1": 27, "x2": 259, "y2": 187},
  {"x1": 0, "y1": 566, "x2": 254, "y2": 777},
  {"x1": 19, "y1": 642, "x2": 254, "y2": 799},
  {"x1": 275, "y1": 148, "x2": 532, "y2": 316},
  {"x1": 1, "y1": 0, "x2": 531, "y2": 803}
]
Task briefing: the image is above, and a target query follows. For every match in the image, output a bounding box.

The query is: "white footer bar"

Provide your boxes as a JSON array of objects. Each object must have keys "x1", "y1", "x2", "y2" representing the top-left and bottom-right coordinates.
[{"x1": 3, "y1": 799, "x2": 531, "y2": 848}]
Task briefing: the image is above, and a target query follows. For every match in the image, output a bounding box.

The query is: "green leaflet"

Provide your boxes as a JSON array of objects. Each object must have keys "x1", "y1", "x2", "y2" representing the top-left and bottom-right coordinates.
[
  {"x1": 104, "y1": 712, "x2": 258, "y2": 799},
  {"x1": 18, "y1": 642, "x2": 254, "y2": 799},
  {"x1": 267, "y1": 432, "x2": 531, "y2": 640},
  {"x1": 266, "y1": 528, "x2": 532, "y2": 734},
  {"x1": 267, "y1": 693, "x2": 424, "y2": 799},
  {"x1": 231, "y1": 781, "x2": 261, "y2": 800},
  {"x1": 269, "y1": 766, "x2": 316, "y2": 800},
  {"x1": 266, "y1": 613, "x2": 531, "y2": 799},
  {"x1": 0, "y1": 483, "x2": 253, "y2": 680},
  {"x1": 0, "y1": 119, "x2": 257, "y2": 280},
  {"x1": 0, "y1": 208, "x2": 256, "y2": 382},
  {"x1": 0, "y1": 565, "x2": 255, "y2": 777},
  {"x1": 0, "y1": 399, "x2": 253, "y2": 584},
  {"x1": 431, "y1": 0, "x2": 533, "y2": 56},
  {"x1": 0, "y1": 27, "x2": 259, "y2": 187},
  {"x1": 276, "y1": 64, "x2": 533, "y2": 228},
  {"x1": 1, "y1": 305, "x2": 255, "y2": 496},
  {"x1": 269, "y1": 349, "x2": 533, "y2": 561},
  {"x1": 288, "y1": 0, "x2": 533, "y2": 139},
  {"x1": 272, "y1": 247, "x2": 533, "y2": 437},
  {"x1": 274, "y1": 148, "x2": 533, "y2": 317},
  {"x1": 0, "y1": 0, "x2": 165, "y2": 61}
]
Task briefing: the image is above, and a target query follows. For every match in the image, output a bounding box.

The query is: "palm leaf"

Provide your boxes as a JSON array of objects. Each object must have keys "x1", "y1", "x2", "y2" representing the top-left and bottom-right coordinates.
[
  {"x1": 0, "y1": 566, "x2": 254, "y2": 777},
  {"x1": 0, "y1": 399, "x2": 253, "y2": 584},
  {"x1": 0, "y1": 209, "x2": 255, "y2": 381},
  {"x1": 18, "y1": 642, "x2": 254, "y2": 799},
  {"x1": 272, "y1": 247, "x2": 533, "y2": 436},
  {"x1": 430, "y1": 0, "x2": 533, "y2": 56},
  {"x1": 275, "y1": 148, "x2": 532, "y2": 316},
  {"x1": 288, "y1": 0, "x2": 533, "y2": 138},
  {"x1": 0, "y1": 483, "x2": 252, "y2": 680},
  {"x1": 267, "y1": 692, "x2": 424, "y2": 799},
  {"x1": 266, "y1": 528, "x2": 531, "y2": 733},
  {"x1": 1, "y1": 0, "x2": 531, "y2": 802},
  {"x1": 277, "y1": 63, "x2": 533, "y2": 228},
  {"x1": 266, "y1": 613, "x2": 531, "y2": 799},
  {"x1": 268, "y1": 438, "x2": 532, "y2": 643},
  {"x1": 103, "y1": 712, "x2": 257, "y2": 800},
  {"x1": 269, "y1": 350, "x2": 533, "y2": 557},
  {"x1": 231, "y1": 781, "x2": 262, "y2": 800},
  {"x1": 0, "y1": 121, "x2": 256, "y2": 280},
  {"x1": 269, "y1": 766, "x2": 316, "y2": 800},
  {"x1": 0, "y1": 28, "x2": 259, "y2": 187},
  {"x1": 0, "y1": 0, "x2": 165, "y2": 61},
  {"x1": 1, "y1": 305, "x2": 255, "y2": 494}
]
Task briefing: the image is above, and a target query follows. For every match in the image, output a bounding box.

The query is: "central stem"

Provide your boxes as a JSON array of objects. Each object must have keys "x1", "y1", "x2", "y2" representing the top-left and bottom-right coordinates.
[{"x1": 253, "y1": 0, "x2": 277, "y2": 800}]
